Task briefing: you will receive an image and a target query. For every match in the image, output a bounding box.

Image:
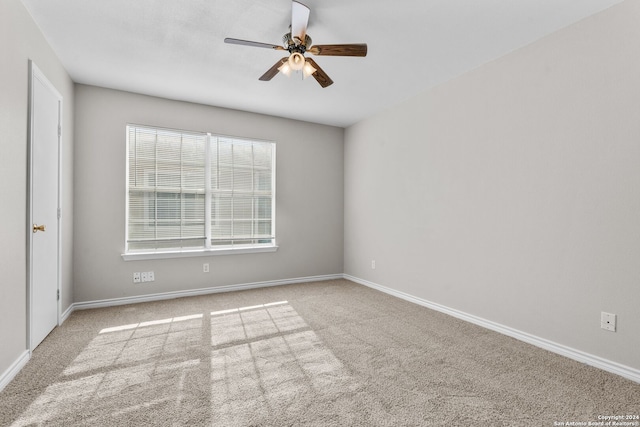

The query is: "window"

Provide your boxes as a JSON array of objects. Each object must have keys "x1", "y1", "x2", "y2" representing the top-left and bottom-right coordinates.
[{"x1": 125, "y1": 125, "x2": 275, "y2": 259}]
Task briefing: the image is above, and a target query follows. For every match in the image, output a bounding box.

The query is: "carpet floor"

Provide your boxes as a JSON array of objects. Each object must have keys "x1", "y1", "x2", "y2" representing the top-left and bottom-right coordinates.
[{"x1": 0, "y1": 279, "x2": 638, "y2": 426}]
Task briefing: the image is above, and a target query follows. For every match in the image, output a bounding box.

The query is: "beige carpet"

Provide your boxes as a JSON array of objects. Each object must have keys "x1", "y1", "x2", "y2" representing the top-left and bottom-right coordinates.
[{"x1": 1, "y1": 279, "x2": 638, "y2": 426}]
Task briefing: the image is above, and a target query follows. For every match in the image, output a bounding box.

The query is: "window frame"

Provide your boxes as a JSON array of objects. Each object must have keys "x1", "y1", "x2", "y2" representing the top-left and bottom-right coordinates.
[{"x1": 122, "y1": 124, "x2": 277, "y2": 261}]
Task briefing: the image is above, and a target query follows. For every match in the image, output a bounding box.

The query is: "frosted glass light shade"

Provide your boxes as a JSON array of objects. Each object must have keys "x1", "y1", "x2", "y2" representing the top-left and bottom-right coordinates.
[
  {"x1": 302, "y1": 61, "x2": 316, "y2": 79},
  {"x1": 288, "y1": 52, "x2": 305, "y2": 71},
  {"x1": 278, "y1": 62, "x2": 292, "y2": 76}
]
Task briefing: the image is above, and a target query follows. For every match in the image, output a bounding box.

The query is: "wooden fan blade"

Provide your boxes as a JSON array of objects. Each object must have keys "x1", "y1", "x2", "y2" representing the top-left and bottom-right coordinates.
[
  {"x1": 304, "y1": 58, "x2": 333, "y2": 88},
  {"x1": 291, "y1": 1, "x2": 310, "y2": 41},
  {"x1": 224, "y1": 38, "x2": 284, "y2": 51},
  {"x1": 308, "y1": 44, "x2": 368, "y2": 57},
  {"x1": 259, "y1": 57, "x2": 289, "y2": 81}
]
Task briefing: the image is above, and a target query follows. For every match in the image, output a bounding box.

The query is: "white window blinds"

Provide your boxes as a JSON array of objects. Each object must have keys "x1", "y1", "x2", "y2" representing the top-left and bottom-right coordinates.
[{"x1": 127, "y1": 125, "x2": 275, "y2": 253}]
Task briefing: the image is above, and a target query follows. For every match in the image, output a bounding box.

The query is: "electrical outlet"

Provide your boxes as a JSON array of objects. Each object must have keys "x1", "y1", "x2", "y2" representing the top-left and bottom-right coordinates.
[
  {"x1": 141, "y1": 272, "x2": 149, "y2": 282},
  {"x1": 148, "y1": 271, "x2": 154, "y2": 281},
  {"x1": 601, "y1": 312, "x2": 616, "y2": 332},
  {"x1": 371, "y1": 260, "x2": 376, "y2": 270},
  {"x1": 133, "y1": 272, "x2": 141, "y2": 283},
  {"x1": 203, "y1": 263, "x2": 209, "y2": 273}
]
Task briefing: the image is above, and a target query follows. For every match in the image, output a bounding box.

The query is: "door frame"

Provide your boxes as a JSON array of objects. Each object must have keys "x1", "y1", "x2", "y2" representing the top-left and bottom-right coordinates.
[{"x1": 27, "y1": 60, "x2": 63, "y2": 353}]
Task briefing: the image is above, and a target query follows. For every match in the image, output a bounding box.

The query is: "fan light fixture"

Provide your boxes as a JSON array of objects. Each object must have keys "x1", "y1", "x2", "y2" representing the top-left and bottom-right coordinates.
[{"x1": 278, "y1": 52, "x2": 316, "y2": 79}]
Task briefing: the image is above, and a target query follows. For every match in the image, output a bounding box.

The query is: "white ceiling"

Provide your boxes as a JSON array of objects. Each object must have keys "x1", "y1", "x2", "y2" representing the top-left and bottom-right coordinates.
[{"x1": 22, "y1": 0, "x2": 623, "y2": 128}]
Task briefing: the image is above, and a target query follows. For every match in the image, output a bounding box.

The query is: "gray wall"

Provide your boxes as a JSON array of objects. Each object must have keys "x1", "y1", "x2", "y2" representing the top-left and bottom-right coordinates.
[
  {"x1": 344, "y1": 0, "x2": 640, "y2": 370},
  {"x1": 0, "y1": 0, "x2": 74, "y2": 377},
  {"x1": 73, "y1": 85, "x2": 344, "y2": 302}
]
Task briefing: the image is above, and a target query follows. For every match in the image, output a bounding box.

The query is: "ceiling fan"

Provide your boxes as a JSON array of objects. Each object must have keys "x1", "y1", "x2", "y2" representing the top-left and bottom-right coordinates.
[{"x1": 224, "y1": 1, "x2": 367, "y2": 88}]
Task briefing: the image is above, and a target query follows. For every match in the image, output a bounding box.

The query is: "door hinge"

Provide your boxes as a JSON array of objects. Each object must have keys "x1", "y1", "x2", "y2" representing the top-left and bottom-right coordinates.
[
  {"x1": 57, "y1": 208, "x2": 61, "y2": 219},
  {"x1": 57, "y1": 290, "x2": 60, "y2": 301},
  {"x1": 58, "y1": 125, "x2": 61, "y2": 138}
]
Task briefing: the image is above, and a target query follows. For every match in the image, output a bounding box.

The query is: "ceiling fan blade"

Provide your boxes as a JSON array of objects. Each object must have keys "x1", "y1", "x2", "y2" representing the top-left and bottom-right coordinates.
[
  {"x1": 291, "y1": 1, "x2": 310, "y2": 42},
  {"x1": 224, "y1": 38, "x2": 285, "y2": 51},
  {"x1": 308, "y1": 44, "x2": 368, "y2": 57},
  {"x1": 304, "y1": 58, "x2": 333, "y2": 88},
  {"x1": 259, "y1": 57, "x2": 289, "y2": 81}
]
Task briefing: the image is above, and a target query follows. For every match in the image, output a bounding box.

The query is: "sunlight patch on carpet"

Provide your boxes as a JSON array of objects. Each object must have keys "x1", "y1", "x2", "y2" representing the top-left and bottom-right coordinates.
[{"x1": 209, "y1": 302, "x2": 359, "y2": 425}]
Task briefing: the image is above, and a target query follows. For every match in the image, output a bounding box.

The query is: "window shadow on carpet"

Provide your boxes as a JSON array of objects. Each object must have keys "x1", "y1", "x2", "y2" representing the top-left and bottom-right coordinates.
[{"x1": 8, "y1": 301, "x2": 358, "y2": 426}]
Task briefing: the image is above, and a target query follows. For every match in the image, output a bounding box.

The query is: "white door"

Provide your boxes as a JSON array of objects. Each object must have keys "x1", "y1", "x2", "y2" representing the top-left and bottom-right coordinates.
[{"x1": 29, "y1": 61, "x2": 62, "y2": 350}]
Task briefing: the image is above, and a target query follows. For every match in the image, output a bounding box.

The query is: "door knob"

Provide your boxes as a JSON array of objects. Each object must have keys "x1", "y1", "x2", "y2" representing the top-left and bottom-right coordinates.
[{"x1": 33, "y1": 224, "x2": 46, "y2": 233}]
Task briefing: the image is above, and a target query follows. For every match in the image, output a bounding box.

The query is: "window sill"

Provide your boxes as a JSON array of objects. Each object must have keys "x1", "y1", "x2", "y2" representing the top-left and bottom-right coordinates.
[{"x1": 121, "y1": 245, "x2": 278, "y2": 261}]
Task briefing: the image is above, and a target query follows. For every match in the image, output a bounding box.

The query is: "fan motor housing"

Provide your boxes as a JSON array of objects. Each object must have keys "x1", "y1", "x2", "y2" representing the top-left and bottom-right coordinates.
[{"x1": 283, "y1": 32, "x2": 311, "y2": 53}]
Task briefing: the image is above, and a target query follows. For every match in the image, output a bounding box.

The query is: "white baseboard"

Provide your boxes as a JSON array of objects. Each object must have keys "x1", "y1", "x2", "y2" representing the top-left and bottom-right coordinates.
[
  {"x1": 0, "y1": 350, "x2": 29, "y2": 392},
  {"x1": 344, "y1": 274, "x2": 640, "y2": 384},
  {"x1": 60, "y1": 304, "x2": 74, "y2": 324},
  {"x1": 72, "y1": 274, "x2": 344, "y2": 311}
]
